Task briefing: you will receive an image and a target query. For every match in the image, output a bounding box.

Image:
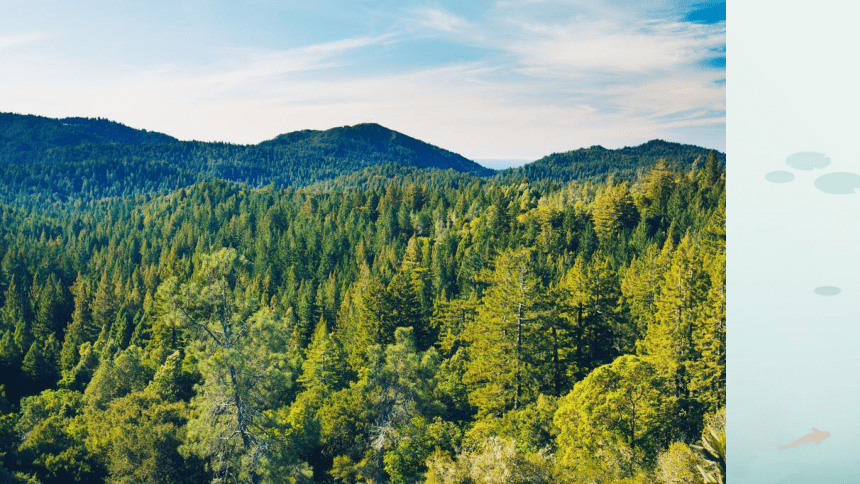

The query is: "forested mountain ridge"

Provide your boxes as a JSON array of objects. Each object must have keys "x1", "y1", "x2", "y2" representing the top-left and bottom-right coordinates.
[
  {"x1": 258, "y1": 122, "x2": 488, "y2": 175},
  {"x1": 0, "y1": 149, "x2": 725, "y2": 483},
  {"x1": 0, "y1": 113, "x2": 723, "y2": 207},
  {"x1": 499, "y1": 139, "x2": 726, "y2": 183},
  {"x1": 0, "y1": 113, "x2": 491, "y2": 204},
  {"x1": 0, "y1": 113, "x2": 177, "y2": 159}
]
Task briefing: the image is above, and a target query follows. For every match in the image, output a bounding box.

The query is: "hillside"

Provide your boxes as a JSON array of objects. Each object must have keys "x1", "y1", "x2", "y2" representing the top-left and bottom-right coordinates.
[
  {"x1": 0, "y1": 113, "x2": 177, "y2": 162},
  {"x1": 0, "y1": 113, "x2": 724, "y2": 207},
  {"x1": 500, "y1": 139, "x2": 725, "y2": 183},
  {"x1": 0, "y1": 113, "x2": 491, "y2": 204}
]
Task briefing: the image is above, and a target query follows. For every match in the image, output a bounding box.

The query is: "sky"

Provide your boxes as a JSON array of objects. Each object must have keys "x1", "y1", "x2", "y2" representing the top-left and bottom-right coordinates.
[{"x1": 0, "y1": 0, "x2": 725, "y2": 165}]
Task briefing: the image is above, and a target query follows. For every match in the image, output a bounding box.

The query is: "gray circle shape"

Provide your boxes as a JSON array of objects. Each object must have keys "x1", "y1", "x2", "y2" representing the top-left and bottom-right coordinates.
[
  {"x1": 815, "y1": 172, "x2": 860, "y2": 194},
  {"x1": 786, "y1": 152, "x2": 831, "y2": 171},
  {"x1": 765, "y1": 171, "x2": 795, "y2": 183},
  {"x1": 814, "y1": 286, "x2": 841, "y2": 296}
]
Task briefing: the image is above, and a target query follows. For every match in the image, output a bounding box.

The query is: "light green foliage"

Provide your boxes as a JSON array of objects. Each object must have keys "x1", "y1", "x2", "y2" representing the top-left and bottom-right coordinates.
[
  {"x1": 641, "y1": 234, "x2": 709, "y2": 369},
  {"x1": 554, "y1": 355, "x2": 677, "y2": 479},
  {"x1": 383, "y1": 416, "x2": 460, "y2": 484},
  {"x1": 160, "y1": 249, "x2": 302, "y2": 484},
  {"x1": 620, "y1": 245, "x2": 668, "y2": 345},
  {"x1": 690, "y1": 234, "x2": 726, "y2": 414},
  {"x1": 83, "y1": 346, "x2": 153, "y2": 411},
  {"x1": 634, "y1": 160, "x2": 676, "y2": 221},
  {"x1": 365, "y1": 327, "x2": 441, "y2": 482},
  {"x1": 638, "y1": 234, "x2": 713, "y2": 439},
  {"x1": 424, "y1": 436, "x2": 562, "y2": 484},
  {"x1": 15, "y1": 390, "x2": 99, "y2": 483},
  {"x1": 146, "y1": 350, "x2": 199, "y2": 403},
  {"x1": 591, "y1": 183, "x2": 638, "y2": 240},
  {"x1": 298, "y1": 318, "x2": 349, "y2": 395},
  {"x1": 86, "y1": 390, "x2": 203, "y2": 484},
  {"x1": 464, "y1": 249, "x2": 546, "y2": 417},
  {"x1": 692, "y1": 407, "x2": 725, "y2": 484},
  {"x1": 432, "y1": 297, "x2": 478, "y2": 357},
  {"x1": 655, "y1": 442, "x2": 703, "y2": 484},
  {"x1": 464, "y1": 394, "x2": 558, "y2": 455}
]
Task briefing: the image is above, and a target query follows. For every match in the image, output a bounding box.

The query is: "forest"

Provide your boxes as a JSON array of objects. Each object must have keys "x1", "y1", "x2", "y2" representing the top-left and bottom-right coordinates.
[{"x1": 0, "y1": 115, "x2": 725, "y2": 484}]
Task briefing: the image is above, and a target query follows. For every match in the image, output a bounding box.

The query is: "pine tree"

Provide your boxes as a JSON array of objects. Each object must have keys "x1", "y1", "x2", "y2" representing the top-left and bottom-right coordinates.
[
  {"x1": 298, "y1": 317, "x2": 349, "y2": 395},
  {"x1": 91, "y1": 271, "x2": 119, "y2": 332},
  {"x1": 464, "y1": 248, "x2": 545, "y2": 417},
  {"x1": 591, "y1": 183, "x2": 638, "y2": 241},
  {"x1": 639, "y1": 233, "x2": 710, "y2": 440},
  {"x1": 690, "y1": 244, "x2": 725, "y2": 413},
  {"x1": 61, "y1": 273, "x2": 97, "y2": 374},
  {"x1": 1, "y1": 275, "x2": 26, "y2": 334}
]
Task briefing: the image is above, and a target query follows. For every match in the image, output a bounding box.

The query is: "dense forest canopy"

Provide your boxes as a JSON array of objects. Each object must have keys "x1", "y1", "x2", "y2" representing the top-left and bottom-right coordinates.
[{"x1": 0, "y1": 114, "x2": 725, "y2": 484}]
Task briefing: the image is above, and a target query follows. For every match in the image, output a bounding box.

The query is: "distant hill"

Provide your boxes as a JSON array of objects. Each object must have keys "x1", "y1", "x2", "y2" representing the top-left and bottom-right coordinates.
[
  {"x1": 499, "y1": 139, "x2": 725, "y2": 183},
  {"x1": 0, "y1": 113, "x2": 723, "y2": 205},
  {"x1": 259, "y1": 123, "x2": 489, "y2": 175},
  {"x1": 0, "y1": 113, "x2": 176, "y2": 162},
  {"x1": 0, "y1": 113, "x2": 491, "y2": 203}
]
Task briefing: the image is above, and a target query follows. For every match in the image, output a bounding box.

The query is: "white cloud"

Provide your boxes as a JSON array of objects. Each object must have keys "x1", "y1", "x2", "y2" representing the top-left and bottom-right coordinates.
[
  {"x1": 408, "y1": 6, "x2": 472, "y2": 34},
  {"x1": 0, "y1": 32, "x2": 47, "y2": 50},
  {"x1": 508, "y1": 19, "x2": 724, "y2": 74}
]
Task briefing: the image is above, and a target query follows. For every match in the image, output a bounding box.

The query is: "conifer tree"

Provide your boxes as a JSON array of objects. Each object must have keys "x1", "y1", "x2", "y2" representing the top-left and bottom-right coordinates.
[
  {"x1": 464, "y1": 248, "x2": 545, "y2": 417},
  {"x1": 591, "y1": 183, "x2": 638, "y2": 241},
  {"x1": 298, "y1": 317, "x2": 349, "y2": 395}
]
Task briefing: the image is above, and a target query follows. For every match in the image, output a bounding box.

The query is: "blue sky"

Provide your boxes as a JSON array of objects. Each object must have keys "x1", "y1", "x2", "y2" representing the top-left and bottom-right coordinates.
[{"x1": 0, "y1": 0, "x2": 724, "y2": 164}]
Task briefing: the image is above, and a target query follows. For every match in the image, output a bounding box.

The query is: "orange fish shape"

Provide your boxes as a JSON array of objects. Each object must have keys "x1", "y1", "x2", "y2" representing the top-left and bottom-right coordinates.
[{"x1": 779, "y1": 428, "x2": 831, "y2": 449}]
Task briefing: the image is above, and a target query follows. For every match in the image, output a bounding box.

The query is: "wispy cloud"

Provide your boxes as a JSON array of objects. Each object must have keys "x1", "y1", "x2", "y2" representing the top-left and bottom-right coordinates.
[
  {"x1": 508, "y1": 18, "x2": 724, "y2": 74},
  {"x1": 0, "y1": 32, "x2": 47, "y2": 50},
  {"x1": 408, "y1": 6, "x2": 472, "y2": 34}
]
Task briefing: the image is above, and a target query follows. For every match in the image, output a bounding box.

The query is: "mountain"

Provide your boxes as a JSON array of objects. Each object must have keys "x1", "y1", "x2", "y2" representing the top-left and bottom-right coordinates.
[
  {"x1": 0, "y1": 113, "x2": 492, "y2": 203},
  {"x1": 0, "y1": 112, "x2": 723, "y2": 205},
  {"x1": 499, "y1": 139, "x2": 725, "y2": 183},
  {"x1": 259, "y1": 123, "x2": 489, "y2": 175},
  {"x1": 0, "y1": 113, "x2": 176, "y2": 163}
]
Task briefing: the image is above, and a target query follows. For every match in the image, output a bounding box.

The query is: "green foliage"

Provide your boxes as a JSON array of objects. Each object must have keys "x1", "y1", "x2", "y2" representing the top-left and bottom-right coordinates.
[
  {"x1": 298, "y1": 318, "x2": 350, "y2": 395},
  {"x1": 161, "y1": 249, "x2": 301, "y2": 484},
  {"x1": 463, "y1": 249, "x2": 547, "y2": 417},
  {"x1": 0, "y1": 114, "x2": 491, "y2": 204},
  {"x1": 591, "y1": 183, "x2": 638, "y2": 241},
  {"x1": 86, "y1": 391, "x2": 204, "y2": 484},
  {"x1": 655, "y1": 442, "x2": 704, "y2": 484},
  {"x1": 554, "y1": 355, "x2": 678, "y2": 479},
  {"x1": 0, "y1": 133, "x2": 724, "y2": 482},
  {"x1": 425, "y1": 436, "x2": 563, "y2": 484},
  {"x1": 502, "y1": 141, "x2": 724, "y2": 185},
  {"x1": 691, "y1": 407, "x2": 725, "y2": 484},
  {"x1": 15, "y1": 390, "x2": 100, "y2": 483}
]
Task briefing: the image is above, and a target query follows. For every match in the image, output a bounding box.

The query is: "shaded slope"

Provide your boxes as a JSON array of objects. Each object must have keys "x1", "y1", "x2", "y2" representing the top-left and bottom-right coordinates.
[
  {"x1": 0, "y1": 114, "x2": 491, "y2": 203},
  {"x1": 501, "y1": 139, "x2": 725, "y2": 183}
]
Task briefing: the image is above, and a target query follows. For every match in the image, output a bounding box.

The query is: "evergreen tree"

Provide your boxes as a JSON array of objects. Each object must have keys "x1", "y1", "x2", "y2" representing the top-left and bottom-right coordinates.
[
  {"x1": 297, "y1": 317, "x2": 349, "y2": 395},
  {"x1": 464, "y1": 249, "x2": 545, "y2": 417}
]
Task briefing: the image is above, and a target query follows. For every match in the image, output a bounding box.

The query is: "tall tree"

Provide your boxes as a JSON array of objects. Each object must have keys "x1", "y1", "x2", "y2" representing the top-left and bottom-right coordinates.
[
  {"x1": 160, "y1": 249, "x2": 303, "y2": 484},
  {"x1": 554, "y1": 355, "x2": 678, "y2": 480},
  {"x1": 591, "y1": 183, "x2": 638, "y2": 241},
  {"x1": 464, "y1": 249, "x2": 546, "y2": 417}
]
